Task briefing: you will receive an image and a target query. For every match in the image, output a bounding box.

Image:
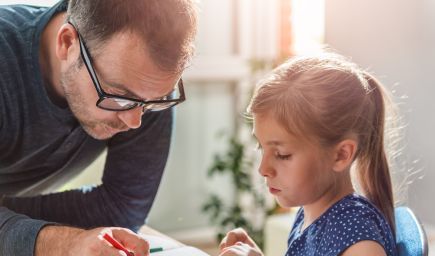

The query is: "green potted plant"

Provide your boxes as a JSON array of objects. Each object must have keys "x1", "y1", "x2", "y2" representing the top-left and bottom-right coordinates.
[
  {"x1": 201, "y1": 58, "x2": 282, "y2": 249},
  {"x1": 202, "y1": 133, "x2": 277, "y2": 249}
]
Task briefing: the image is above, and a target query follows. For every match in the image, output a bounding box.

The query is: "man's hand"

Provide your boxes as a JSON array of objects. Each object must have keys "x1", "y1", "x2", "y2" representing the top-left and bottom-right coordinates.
[
  {"x1": 219, "y1": 228, "x2": 264, "y2": 256},
  {"x1": 35, "y1": 226, "x2": 150, "y2": 256}
]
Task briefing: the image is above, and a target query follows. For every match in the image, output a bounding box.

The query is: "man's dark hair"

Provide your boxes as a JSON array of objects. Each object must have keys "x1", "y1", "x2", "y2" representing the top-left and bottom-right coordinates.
[{"x1": 67, "y1": 0, "x2": 197, "y2": 74}]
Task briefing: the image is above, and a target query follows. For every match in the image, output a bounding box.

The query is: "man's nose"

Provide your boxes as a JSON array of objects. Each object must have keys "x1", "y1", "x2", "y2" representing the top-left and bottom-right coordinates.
[{"x1": 117, "y1": 107, "x2": 143, "y2": 129}]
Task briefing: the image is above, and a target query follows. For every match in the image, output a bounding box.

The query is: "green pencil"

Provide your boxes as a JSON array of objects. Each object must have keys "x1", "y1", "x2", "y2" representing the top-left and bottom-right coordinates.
[{"x1": 150, "y1": 247, "x2": 164, "y2": 253}]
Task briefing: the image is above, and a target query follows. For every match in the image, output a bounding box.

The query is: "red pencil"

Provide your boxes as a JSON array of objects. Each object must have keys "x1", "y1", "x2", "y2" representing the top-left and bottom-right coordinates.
[{"x1": 102, "y1": 233, "x2": 134, "y2": 256}]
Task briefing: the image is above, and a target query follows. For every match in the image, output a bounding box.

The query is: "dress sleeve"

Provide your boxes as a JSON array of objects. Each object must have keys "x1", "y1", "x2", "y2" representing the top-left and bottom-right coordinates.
[{"x1": 319, "y1": 204, "x2": 390, "y2": 256}]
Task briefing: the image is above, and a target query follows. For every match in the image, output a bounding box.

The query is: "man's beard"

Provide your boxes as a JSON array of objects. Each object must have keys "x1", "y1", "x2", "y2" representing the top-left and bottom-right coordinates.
[{"x1": 60, "y1": 61, "x2": 126, "y2": 140}]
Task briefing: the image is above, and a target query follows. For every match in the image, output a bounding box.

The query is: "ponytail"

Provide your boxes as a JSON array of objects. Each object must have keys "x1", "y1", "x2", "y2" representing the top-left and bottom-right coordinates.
[{"x1": 356, "y1": 73, "x2": 395, "y2": 235}]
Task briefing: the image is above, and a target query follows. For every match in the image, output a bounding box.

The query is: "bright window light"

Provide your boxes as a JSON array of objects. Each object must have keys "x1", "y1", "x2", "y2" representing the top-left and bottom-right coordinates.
[
  {"x1": 0, "y1": 0, "x2": 57, "y2": 6},
  {"x1": 291, "y1": 0, "x2": 325, "y2": 54}
]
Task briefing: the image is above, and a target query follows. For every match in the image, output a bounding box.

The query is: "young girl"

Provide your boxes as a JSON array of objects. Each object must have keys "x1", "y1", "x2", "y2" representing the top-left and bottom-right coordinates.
[{"x1": 219, "y1": 53, "x2": 397, "y2": 256}]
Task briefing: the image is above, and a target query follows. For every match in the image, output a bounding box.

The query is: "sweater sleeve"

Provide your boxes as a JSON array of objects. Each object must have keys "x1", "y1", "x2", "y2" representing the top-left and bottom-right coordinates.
[
  {"x1": 3, "y1": 109, "x2": 173, "y2": 232},
  {"x1": 0, "y1": 207, "x2": 53, "y2": 256}
]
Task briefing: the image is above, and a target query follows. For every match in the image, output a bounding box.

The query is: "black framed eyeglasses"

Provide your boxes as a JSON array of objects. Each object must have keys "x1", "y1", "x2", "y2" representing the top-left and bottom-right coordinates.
[{"x1": 68, "y1": 21, "x2": 185, "y2": 112}]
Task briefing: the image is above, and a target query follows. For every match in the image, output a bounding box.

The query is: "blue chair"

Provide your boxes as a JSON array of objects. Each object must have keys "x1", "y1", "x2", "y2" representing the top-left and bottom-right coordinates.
[{"x1": 395, "y1": 206, "x2": 429, "y2": 256}]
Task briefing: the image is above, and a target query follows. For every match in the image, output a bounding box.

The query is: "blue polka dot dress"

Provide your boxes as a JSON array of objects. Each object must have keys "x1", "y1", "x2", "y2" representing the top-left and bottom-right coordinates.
[{"x1": 285, "y1": 193, "x2": 397, "y2": 256}]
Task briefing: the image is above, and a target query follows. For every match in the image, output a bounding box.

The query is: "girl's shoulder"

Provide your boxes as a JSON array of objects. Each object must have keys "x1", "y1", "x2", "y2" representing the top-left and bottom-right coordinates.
[
  {"x1": 319, "y1": 193, "x2": 397, "y2": 255},
  {"x1": 286, "y1": 194, "x2": 397, "y2": 256},
  {"x1": 326, "y1": 193, "x2": 386, "y2": 222}
]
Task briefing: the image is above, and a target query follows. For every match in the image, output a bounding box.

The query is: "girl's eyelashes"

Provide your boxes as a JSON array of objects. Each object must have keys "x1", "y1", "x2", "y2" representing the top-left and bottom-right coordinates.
[
  {"x1": 255, "y1": 143, "x2": 291, "y2": 160},
  {"x1": 275, "y1": 152, "x2": 292, "y2": 160}
]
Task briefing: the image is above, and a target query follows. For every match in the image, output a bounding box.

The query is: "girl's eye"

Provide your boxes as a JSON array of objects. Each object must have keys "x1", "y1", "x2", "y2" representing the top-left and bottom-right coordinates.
[{"x1": 276, "y1": 153, "x2": 292, "y2": 160}]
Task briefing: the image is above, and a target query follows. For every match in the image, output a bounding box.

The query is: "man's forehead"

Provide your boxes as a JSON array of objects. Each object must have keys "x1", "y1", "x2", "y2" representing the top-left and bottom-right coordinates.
[{"x1": 95, "y1": 32, "x2": 181, "y2": 99}]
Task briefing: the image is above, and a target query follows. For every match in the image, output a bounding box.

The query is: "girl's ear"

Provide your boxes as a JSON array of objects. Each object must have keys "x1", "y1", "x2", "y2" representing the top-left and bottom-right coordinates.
[{"x1": 332, "y1": 139, "x2": 358, "y2": 172}]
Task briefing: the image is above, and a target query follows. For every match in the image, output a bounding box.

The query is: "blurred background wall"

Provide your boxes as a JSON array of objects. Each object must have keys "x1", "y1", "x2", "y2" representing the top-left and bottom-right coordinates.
[{"x1": 325, "y1": 0, "x2": 435, "y2": 227}]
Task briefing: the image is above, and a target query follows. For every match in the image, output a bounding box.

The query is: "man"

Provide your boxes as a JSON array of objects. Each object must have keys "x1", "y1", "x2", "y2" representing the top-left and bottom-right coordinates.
[{"x1": 0, "y1": 0, "x2": 197, "y2": 255}]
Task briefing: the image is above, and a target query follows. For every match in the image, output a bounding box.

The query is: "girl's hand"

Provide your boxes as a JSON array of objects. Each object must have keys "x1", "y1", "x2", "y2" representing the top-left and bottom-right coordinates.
[
  {"x1": 219, "y1": 228, "x2": 263, "y2": 256},
  {"x1": 219, "y1": 242, "x2": 263, "y2": 256}
]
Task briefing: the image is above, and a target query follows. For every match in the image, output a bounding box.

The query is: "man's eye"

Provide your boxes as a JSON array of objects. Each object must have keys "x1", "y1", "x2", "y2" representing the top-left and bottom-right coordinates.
[{"x1": 275, "y1": 153, "x2": 292, "y2": 160}]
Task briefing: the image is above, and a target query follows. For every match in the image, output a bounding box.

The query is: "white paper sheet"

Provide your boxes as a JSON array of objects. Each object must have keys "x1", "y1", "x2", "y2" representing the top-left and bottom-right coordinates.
[
  {"x1": 140, "y1": 234, "x2": 211, "y2": 255},
  {"x1": 150, "y1": 246, "x2": 211, "y2": 256}
]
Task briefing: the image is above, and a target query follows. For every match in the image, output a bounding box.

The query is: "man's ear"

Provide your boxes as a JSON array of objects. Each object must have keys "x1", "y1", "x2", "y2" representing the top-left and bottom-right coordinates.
[
  {"x1": 55, "y1": 23, "x2": 79, "y2": 62},
  {"x1": 332, "y1": 139, "x2": 358, "y2": 172}
]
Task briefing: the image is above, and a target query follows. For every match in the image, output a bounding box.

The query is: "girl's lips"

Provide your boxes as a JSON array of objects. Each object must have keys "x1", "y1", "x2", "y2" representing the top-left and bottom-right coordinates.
[{"x1": 269, "y1": 187, "x2": 281, "y2": 194}]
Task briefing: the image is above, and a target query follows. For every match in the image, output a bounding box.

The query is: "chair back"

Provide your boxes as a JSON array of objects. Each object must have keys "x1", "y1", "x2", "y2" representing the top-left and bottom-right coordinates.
[{"x1": 395, "y1": 206, "x2": 429, "y2": 256}]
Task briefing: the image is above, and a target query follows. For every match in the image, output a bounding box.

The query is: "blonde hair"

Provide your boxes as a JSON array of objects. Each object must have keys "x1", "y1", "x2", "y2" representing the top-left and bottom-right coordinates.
[{"x1": 248, "y1": 52, "x2": 395, "y2": 232}]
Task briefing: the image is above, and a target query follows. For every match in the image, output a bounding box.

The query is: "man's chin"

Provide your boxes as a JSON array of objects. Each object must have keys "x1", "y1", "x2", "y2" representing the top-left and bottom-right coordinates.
[{"x1": 82, "y1": 125, "x2": 117, "y2": 140}]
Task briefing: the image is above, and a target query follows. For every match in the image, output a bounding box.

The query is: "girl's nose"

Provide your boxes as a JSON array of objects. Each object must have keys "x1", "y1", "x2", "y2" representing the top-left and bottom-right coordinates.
[{"x1": 258, "y1": 156, "x2": 276, "y2": 178}]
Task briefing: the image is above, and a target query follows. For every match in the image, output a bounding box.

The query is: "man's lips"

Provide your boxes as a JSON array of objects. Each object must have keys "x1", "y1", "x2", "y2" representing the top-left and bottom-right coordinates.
[{"x1": 105, "y1": 125, "x2": 128, "y2": 134}]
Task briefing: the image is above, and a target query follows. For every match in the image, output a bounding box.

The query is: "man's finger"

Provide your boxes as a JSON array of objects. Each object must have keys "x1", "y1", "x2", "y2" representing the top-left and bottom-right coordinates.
[{"x1": 111, "y1": 229, "x2": 150, "y2": 254}]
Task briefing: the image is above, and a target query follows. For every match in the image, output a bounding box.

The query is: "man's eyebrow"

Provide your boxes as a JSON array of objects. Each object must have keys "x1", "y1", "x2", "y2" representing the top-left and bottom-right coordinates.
[{"x1": 102, "y1": 78, "x2": 144, "y2": 100}]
